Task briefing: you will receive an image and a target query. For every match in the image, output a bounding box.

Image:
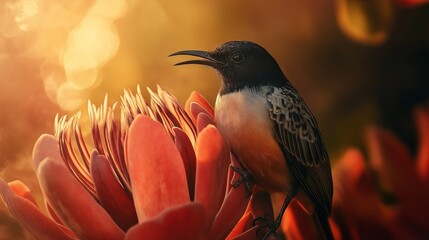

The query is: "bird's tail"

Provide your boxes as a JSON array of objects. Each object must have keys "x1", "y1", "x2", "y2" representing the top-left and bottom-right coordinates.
[{"x1": 313, "y1": 210, "x2": 334, "y2": 240}]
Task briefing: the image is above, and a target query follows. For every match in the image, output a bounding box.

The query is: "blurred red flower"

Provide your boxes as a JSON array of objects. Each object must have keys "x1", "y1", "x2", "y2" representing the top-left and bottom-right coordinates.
[
  {"x1": 331, "y1": 104, "x2": 429, "y2": 239},
  {"x1": 0, "y1": 87, "x2": 274, "y2": 240},
  {"x1": 281, "y1": 104, "x2": 429, "y2": 240}
]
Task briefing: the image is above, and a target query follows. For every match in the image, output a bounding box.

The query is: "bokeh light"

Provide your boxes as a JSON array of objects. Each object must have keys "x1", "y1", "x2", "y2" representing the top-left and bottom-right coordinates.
[{"x1": 1, "y1": 0, "x2": 428, "y2": 238}]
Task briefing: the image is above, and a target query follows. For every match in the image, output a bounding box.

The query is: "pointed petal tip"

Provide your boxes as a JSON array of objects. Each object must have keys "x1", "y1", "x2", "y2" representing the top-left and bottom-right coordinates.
[
  {"x1": 32, "y1": 134, "x2": 61, "y2": 169},
  {"x1": 0, "y1": 177, "x2": 76, "y2": 240},
  {"x1": 185, "y1": 92, "x2": 214, "y2": 120}
]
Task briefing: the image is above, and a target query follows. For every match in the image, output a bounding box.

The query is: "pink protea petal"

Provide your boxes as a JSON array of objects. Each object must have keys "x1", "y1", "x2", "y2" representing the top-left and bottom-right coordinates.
[
  {"x1": 127, "y1": 115, "x2": 190, "y2": 222},
  {"x1": 38, "y1": 158, "x2": 125, "y2": 239},
  {"x1": 7, "y1": 181, "x2": 37, "y2": 205},
  {"x1": 415, "y1": 106, "x2": 429, "y2": 181},
  {"x1": 196, "y1": 112, "x2": 215, "y2": 133},
  {"x1": 190, "y1": 102, "x2": 214, "y2": 124},
  {"x1": 45, "y1": 202, "x2": 77, "y2": 237},
  {"x1": 32, "y1": 134, "x2": 64, "y2": 169},
  {"x1": 194, "y1": 125, "x2": 230, "y2": 232},
  {"x1": 125, "y1": 202, "x2": 207, "y2": 240},
  {"x1": 173, "y1": 127, "x2": 197, "y2": 200},
  {"x1": 0, "y1": 179, "x2": 76, "y2": 240},
  {"x1": 366, "y1": 127, "x2": 423, "y2": 199},
  {"x1": 207, "y1": 155, "x2": 250, "y2": 240},
  {"x1": 185, "y1": 91, "x2": 215, "y2": 119},
  {"x1": 90, "y1": 150, "x2": 138, "y2": 231}
]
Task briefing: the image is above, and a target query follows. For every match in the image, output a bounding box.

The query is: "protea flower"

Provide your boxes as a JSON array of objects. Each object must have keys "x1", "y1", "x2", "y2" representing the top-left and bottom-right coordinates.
[
  {"x1": 331, "y1": 104, "x2": 429, "y2": 239},
  {"x1": 0, "y1": 86, "x2": 274, "y2": 240}
]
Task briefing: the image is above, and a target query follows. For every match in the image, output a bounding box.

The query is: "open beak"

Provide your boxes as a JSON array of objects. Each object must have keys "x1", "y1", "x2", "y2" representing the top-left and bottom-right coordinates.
[{"x1": 169, "y1": 50, "x2": 223, "y2": 67}]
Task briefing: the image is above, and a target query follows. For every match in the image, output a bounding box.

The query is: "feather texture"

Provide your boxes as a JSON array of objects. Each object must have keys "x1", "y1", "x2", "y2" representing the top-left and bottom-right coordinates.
[{"x1": 267, "y1": 86, "x2": 333, "y2": 216}]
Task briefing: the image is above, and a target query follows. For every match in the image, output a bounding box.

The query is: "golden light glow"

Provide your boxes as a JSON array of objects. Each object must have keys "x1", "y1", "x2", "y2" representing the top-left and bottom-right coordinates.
[
  {"x1": 0, "y1": 0, "x2": 39, "y2": 37},
  {"x1": 0, "y1": 0, "x2": 128, "y2": 111},
  {"x1": 55, "y1": 0, "x2": 126, "y2": 110}
]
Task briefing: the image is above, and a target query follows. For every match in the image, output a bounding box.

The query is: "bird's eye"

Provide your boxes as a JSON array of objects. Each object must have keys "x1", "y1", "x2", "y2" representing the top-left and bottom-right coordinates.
[{"x1": 231, "y1": 53, "x2": 244, "y2": 63}]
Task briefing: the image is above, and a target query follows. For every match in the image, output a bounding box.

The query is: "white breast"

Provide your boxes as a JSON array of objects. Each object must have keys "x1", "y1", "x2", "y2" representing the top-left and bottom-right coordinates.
[
  {"x1": 215, "y1": 89, "x2": 271, "y2": 141},
  {"x1": 215, "y1": 88, "x2": 292, "y2": 192}
]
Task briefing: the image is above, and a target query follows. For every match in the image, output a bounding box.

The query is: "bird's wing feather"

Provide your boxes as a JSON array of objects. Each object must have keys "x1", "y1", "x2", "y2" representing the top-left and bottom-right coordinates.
[{"x1": 267, "y1": 86, "x2": 333, "y2": 215}]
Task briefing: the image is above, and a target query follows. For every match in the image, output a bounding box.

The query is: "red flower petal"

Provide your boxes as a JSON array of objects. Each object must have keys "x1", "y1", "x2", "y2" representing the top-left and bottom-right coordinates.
[
  {"x1": 415, "y1": 106, "x2": 429, "y2": 181},
  {"x1": 186, "y1": 91, "x2": 215, "y2": 119},
  {"x1": 7, "y1": 181, "x2": 37, "y2": 205},
  {"x1": 0, "y1": 179, "x2": 76, "y2": 240},
  {"x1": 32, "y1": 134, "x2": 64, "y2": 169},
  {"x1": 190, "y1": 102, "x2": 214, "y2": 123},
  {"x1": 194, "y1": 125, "x2": 230, "y2": 232},
  {"x1": 333, "y1": 149, "x2": 387, "y2": 220},
  {"x1": 45, "y1": 202, "x2": 77, "y2": 237},
  {"x1": 283, "y1": 200, "x2": 343, "y2": 240},
  {"x1": 333, "y1": 149, "x2": 370, "y2": 197},
  {"x1": 228, "y1": 226, "x2": 258, "y2": 240},
  {"x1": 225, "y1": 211, "x2": 255, "y2": 240},
  {"x1": 125, "y1": 203, "x2": 207, "y2": 240},
  {"x1": 196, "y1": 112, "x2": 215, "y2": 133},
  {"x1": 38, "y1": 158, "x2": 125, "y2": 239},
  {"x1": 173, "y1": 127, "x2": 197, "y2": 200},
  {"x1": 366, "y1": 127, "x2": 420, "y2": 198},
  {"x1": 90, "y1": 150, "x2": 138, "y2": 231},
  {"x1": 207, "y1": 155, "x2": 250, "y2": 240},
  {"x1": 283, "y1": 200, "x2": 319, "y2": 240},
  {"x1": 127, "y1": 115, "x2": 189, "y2": 222}
]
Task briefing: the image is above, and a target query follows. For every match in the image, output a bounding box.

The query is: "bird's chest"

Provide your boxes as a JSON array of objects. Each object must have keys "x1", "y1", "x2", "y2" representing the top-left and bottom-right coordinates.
[{"x1": 215, "y1": 90, "x2": 290, "y2": 191}]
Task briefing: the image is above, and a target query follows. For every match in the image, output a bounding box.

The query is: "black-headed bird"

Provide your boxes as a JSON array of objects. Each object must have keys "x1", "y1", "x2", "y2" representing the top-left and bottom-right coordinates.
[{"x1": 170, "y1": 41, "x2": 333, "y2": 240}]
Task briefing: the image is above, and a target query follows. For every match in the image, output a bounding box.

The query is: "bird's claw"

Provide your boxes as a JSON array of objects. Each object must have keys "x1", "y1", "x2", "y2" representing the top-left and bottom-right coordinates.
[
  {"x1": 230, "y1": 165, "x2": 253, "y2": 197},
  {"x1": 253, "y1": 214, "x2": 281, "y2": 240}
]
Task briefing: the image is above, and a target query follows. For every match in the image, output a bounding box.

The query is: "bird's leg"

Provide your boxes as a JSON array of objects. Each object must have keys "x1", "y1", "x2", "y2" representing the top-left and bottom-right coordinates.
[
  {"x1": 254, "y1": 190, "x2": 296, "y2": 240},
  {"x1": 230, "y1": 165, "x2": 253, "y2": 197}
]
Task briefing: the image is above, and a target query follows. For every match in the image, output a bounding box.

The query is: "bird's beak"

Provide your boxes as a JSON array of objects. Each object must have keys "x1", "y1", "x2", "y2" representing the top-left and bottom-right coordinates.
[{"x1": 169, "y1": 50, "x2": 223, "y2": 67}]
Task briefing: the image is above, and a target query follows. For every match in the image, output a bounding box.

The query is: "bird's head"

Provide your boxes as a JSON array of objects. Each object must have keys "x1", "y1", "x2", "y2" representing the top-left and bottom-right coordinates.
[{"x1": 170, "y1": 41, "x2": 288, "y2": 94}]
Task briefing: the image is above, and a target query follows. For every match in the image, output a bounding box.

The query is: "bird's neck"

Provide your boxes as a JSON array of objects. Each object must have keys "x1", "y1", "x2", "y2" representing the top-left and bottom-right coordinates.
[{"x1": 219, "y1": 74, "x2": 292, "y2": 96}]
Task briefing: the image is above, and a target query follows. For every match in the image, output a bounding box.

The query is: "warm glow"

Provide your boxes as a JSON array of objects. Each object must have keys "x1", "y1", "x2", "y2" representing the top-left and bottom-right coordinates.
[
  {"x1": 56, "y1": 0, "x2": 125, "y2": 110},
  {"x1": 1, "y1": 0, "x2": 428, "y2": 238},
  {"x1": 0, "y1": 0, "x2": 39, "y2": 37}
]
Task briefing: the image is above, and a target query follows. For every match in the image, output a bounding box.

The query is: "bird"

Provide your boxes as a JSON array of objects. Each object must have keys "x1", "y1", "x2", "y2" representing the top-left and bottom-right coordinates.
[{"x1": 170, "y1": 41, "x2": 333, "y2": 240}]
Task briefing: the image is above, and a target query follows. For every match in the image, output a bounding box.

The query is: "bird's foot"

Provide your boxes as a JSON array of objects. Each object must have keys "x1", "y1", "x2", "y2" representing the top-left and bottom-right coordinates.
[
  {"x1": 253, "y1": 215, "x2": 282, "y2": 240},
  {"x1": 230, "y1": 165, "x2": 253, "y2": 197}
]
